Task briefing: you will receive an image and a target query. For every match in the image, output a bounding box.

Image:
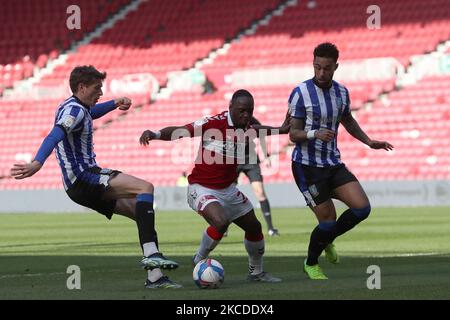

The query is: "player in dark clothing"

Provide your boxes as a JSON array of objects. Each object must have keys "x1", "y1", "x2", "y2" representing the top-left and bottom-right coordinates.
[{"x1": 236, "y1": 117, "x2": 280, "y2": 236}]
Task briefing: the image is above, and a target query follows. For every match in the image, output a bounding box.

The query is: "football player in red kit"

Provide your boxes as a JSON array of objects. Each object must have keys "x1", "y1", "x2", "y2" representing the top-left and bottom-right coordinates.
[{"x1": 140, "y1": 89, "x2": 289, "y2": 282}]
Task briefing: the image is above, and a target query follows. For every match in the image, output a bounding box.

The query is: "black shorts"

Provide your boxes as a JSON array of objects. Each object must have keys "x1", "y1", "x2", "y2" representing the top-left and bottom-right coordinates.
[
  {"x1": 237, "y1": 163, "x2": 263, "y2": 182},
  {"x1": 291, "y1": 162, "x2": 357, "y2": 207},
  {"x1": 66, "y1": 167, "x2": 121, "y2": 219}
]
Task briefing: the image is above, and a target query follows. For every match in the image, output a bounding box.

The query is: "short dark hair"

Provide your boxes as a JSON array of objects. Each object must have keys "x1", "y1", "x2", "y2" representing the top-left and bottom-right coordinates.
[
  {"x1": 313, "y1": 42, "x2": 339, "y2": 63},
  {"x1": 69, "y1": 65, "x2": 106, "y2": 93},
  {"x1": 231, "y1": 89, "x2": 253, "y2": 105}
]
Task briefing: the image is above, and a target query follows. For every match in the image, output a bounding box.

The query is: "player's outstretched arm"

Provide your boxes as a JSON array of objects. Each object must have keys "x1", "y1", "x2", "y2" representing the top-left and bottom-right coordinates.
[
  {"x1": 280, "y1": 111, "x2": 292, "y2": 133},
  {"x1": 90, "y1": 97, "x2": 132, "y2": 119},
  {"x1": 253, "y1": 112, "x2": 291, "y2": 136},
  {"x1": 139, "y1": 126, "x2": 191, "y2": 145},
  {"x1": 289, "y1": 118, "x2": 307, "y2": 143},
  {"x1": 289, "y1": 118, "x2": 335, "y2": 143},
  {"x1": 10, "y1": 161, "x2": 42, "y2": 179},
  {"x1": 114, "y1": 97, "x2": 132, "y2": 110},
  {"x1": 341, "y1": 113, "x2": 393, "y2": 151},
  {"x1": 10, "y1": 126, "x2": 66, "y2": 179}
]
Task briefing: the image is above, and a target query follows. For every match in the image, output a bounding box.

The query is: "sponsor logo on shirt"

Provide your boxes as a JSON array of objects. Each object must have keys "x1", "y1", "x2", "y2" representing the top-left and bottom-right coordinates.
[{"x1": 62, "y1": 115, "x2": 76, "y2": 130}]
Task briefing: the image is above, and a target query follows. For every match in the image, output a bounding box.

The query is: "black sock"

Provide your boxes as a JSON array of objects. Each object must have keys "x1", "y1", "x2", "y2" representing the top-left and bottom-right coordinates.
[
  {"x1": 154, "y1": 232, "x2": 159, "y2": 250},
  {"x1": 306, "y1": 224, "x2": 336, "y2": 266},
  {"x1": 135, "y1": 194, "x2": 157, "y2": 248},
  {"x1": 260, "y1": 199, "x2": 274, "y2": 230},
  {"x1": 332, "y1": 209, "x2": 363, "y2": 241}
]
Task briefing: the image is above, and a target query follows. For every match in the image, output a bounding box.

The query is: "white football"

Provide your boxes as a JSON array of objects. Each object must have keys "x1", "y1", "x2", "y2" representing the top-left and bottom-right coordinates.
[{"x1": 193, "y1": 258, "x2": 225, "y2": 289}]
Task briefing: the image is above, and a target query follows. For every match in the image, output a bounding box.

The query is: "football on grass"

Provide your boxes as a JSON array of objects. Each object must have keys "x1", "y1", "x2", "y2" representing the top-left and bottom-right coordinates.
[{"x1": 193, "y1": 258, "x2": 225, "y2": 289}]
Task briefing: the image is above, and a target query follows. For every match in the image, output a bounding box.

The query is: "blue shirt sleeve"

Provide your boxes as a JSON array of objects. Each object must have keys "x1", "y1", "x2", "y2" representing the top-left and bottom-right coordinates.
[
  {"x1": 34, "y1": 126, "x2": 66, "y2": 164},
  {"x1": 55, "y1": 105, "x2": 85, "y2": 134},
  {"x1": 288, "y1": 87, "x2": 305, "y2": 119},
  {"x1": 90, "y1": 100, "x2": 116, "y2": 119}
]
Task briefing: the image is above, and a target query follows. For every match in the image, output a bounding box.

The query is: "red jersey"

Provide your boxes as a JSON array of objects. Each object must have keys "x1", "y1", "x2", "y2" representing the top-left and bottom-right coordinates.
[{"x1": 185, "y1": 111, "x2": 255, "y2": 189}]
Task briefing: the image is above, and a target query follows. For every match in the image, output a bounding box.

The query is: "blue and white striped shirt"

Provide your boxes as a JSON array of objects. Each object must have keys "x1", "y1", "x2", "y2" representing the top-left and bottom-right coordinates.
[
  {"x1": 288, "y1": 78, "x2": 351, "y2": 167},
  {"x1": 54, "y1": 96, "x2": 97, "y2": 190}
]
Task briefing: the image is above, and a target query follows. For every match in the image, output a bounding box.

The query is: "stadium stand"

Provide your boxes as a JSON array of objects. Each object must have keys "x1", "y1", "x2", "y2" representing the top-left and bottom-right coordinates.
[
  {"x1": 0, "y1": 0, "x2": 449, "y2": 190},
  {"x1": 0, "y1": 0, "x2": 132, "y2": 94}
]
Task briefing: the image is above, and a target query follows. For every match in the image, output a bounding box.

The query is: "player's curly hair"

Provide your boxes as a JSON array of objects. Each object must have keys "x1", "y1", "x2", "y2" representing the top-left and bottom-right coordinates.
[
  {"x1": 313, "y1": 42, "x2": 339, "y2": 63},
  {"x1": 69, "y1": 65, "x2": 106, "y2": 93}
]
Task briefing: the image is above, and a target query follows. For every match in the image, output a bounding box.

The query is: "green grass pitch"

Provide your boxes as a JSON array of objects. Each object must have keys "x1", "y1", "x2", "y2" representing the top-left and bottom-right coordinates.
[{"x1": 1, "y1": 207, "x2": 449, "y2": 299}]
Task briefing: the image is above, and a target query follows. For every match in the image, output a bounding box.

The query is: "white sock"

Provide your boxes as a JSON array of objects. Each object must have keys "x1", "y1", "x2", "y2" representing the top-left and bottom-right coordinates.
[
  {"x1": 147, "y1": 268, "x2": 163, "y2": 282},
  {"x1": 143, "y1": 242, "x2": 158, "y2": 257},
  {"x1": 244, "y1": 238, "x2": 264, "y2": 275},
  {"x1": 194, "y1": 230, "x2": 221, "y2": 264}
]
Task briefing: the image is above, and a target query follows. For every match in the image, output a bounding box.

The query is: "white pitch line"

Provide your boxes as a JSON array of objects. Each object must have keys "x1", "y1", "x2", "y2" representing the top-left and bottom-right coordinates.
[
  {"x1": 0, "y1": 272, "x2": 64, "y2": 279},
  {"x1": 366, "y1": 252, "x2": 444, "y2": 258},
  {"x1": 0, "y1": 268, "x2": 124, "y2": 280}
]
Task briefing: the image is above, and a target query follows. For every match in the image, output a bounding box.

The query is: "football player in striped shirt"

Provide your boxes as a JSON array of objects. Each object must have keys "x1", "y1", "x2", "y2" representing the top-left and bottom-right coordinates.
[
  {"x1": 11, "y1": 65, "x2": 181, "y2": 289},
  {"x1": 288, "y1": 43, "x2": 393, "y2": 279}
]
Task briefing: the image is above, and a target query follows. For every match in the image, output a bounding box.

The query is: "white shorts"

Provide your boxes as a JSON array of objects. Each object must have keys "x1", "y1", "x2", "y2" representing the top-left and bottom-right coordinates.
[{"x1": 187, "y1": 183, "x2": 254, "y2": 222}]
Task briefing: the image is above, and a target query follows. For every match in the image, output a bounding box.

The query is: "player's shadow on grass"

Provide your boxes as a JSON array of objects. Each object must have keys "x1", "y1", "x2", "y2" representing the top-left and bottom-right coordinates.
[{"x1": 1, "y1": 254, "x2": 450, "y2": 299}]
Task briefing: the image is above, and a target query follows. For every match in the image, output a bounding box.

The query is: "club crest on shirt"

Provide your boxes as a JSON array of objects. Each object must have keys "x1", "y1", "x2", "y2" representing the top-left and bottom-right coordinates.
[
  {"x1": 190, "y1": 190, "x2": 198, "y2": 200},
  {"x1": 62, "y1": 115, "x2": 76, "y2": 130},
  {"x1": 308, "y1": 184, "x2": 319, "y2": 197}
]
